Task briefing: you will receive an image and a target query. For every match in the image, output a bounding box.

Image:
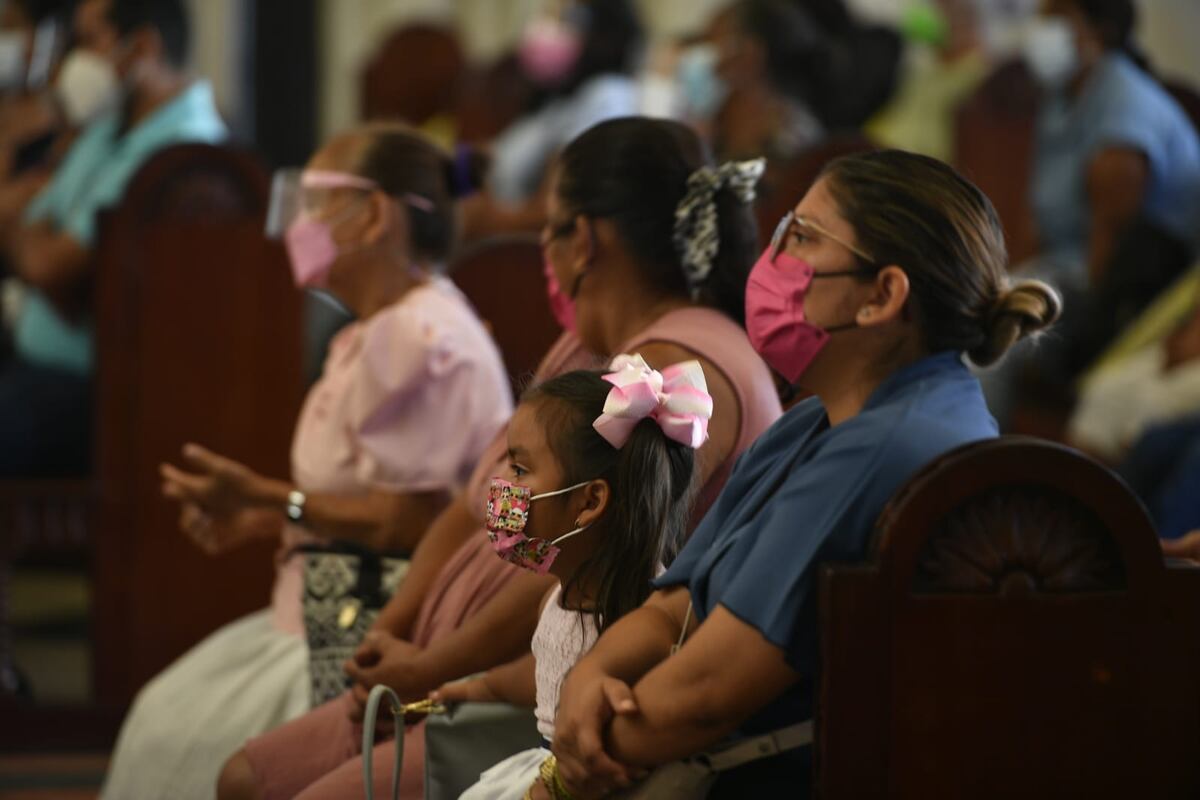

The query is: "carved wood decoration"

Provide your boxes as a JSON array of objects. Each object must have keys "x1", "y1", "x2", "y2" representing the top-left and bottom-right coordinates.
[
  {"x1": 818, "y1": 437, "x2": 1200, "y2": 798},
  {"x1": 913, "y1": 487, "x2": 1125, "y2": 595}
]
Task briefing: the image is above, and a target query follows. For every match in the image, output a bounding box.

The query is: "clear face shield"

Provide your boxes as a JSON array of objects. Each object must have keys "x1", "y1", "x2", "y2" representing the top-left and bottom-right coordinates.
[
  {"x1": 265, "y1": 168, "x2": 437, "y2": 240},
  {"x1": 265, "y1": 168, "x2": 379, "y2": 240}
]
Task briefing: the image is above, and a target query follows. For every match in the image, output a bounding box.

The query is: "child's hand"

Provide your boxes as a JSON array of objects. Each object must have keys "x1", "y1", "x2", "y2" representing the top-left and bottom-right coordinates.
[
  {"x1": 526, "y1": 778, "x2": 553, "y2": 800},
  {"x1": 430, "y1": 677, "x2": 499, "y2": 706}
]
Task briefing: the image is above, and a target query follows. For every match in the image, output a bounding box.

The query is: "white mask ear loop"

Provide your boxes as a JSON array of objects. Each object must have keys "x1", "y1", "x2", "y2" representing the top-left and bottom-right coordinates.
[
  {"x1": 550, "y1": 523, "x2": 591, "y2": 547},
  {"x1": 528, "y1": 480, "x2": 591, "y2": 502},
  {"x1": 529, "y1": 480, "x2": 593, "y2": 547}
]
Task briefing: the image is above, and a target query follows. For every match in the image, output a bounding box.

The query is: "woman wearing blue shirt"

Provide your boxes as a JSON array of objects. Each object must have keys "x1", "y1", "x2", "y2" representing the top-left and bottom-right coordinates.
[
  {"x1": 1024, "y1": 0, "x2": 1200, "y2": 291},
  {"x1": 545, "y1": 151, "x2": 1061, "y2": 797}
]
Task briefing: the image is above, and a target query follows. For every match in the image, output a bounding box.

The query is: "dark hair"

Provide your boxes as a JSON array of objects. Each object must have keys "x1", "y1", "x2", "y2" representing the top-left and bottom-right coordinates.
[
  {"x1": 793, "y1": 0, "x2": 854, "y2": 36},
  {"x1": 820, "y1": 150, "x2": 1061, "y2": 367},
  {"x1": 14, "y1": 0, "x2": 77, "y2": 25},
  {"x1": 734, "y1": 0, "x2": 830, "y2": 113},
  {"x1": 553, "y1": 0, "x2": 642, "y2": 98},
  {"x1": 733, "y1": 0, "x2": 902, "y2": 129},
  {"x1": 1074, "y1": 0, "x2": 1137, "y2": 52},
  {"x1": 556, "y1": 117, "x2": 759, "y2": 324},
  {"x1": 354, "y1": 122, "x2": 487, "y2": 262},
  {"x1": 525, "y1": 369, "x2": 696, "y2": 633},
  {"x1": 108, "y1": 0, "x2": 189, "y2": 67}
]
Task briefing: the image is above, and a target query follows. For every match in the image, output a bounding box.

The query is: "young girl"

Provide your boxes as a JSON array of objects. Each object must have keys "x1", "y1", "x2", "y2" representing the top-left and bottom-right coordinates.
[{"x1": 431, "y1": 355, "x2": 709, "y2": 799}]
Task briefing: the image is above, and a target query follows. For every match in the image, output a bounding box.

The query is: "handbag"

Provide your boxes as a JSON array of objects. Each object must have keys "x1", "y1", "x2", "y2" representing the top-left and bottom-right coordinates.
[
  {"x1": 608, "y1": 602, "x2": 813, "y2": 799},
  {"x1": 299, "y1": 542, "x2": 409, "y2": 706},
  {"x1": 361, "y1": 685, "x2": 543, "y2": 800},
  {"x1": 607, "y1": 721, "x2": 813, "y2": 799},
  {"x1": 425, "y1": 701, "x2": 544, "y2": 800}
]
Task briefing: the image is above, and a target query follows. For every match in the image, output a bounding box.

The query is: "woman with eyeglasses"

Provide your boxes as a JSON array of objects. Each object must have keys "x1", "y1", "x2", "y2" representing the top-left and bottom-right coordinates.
[{"x1": 547, "y1": 150, "x2": 1061, "y2": 798}]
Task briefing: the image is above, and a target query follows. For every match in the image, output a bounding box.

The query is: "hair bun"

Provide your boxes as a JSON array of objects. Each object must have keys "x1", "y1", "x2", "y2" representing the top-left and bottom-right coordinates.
[
  {"x1": 445, "y1": 143, "x2": 490, "y2": 199},
  {"x1": 968, "y1": 279, "x2": 1063, "y2": 367}
]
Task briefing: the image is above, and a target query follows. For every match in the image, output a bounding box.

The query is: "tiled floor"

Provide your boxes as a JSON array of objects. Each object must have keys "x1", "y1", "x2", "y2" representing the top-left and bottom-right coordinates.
[
  {"x1": 10, "y1": 570, "x2": 92, "y2": 705},
  {"x1": 3, "y1": 570, "x2": 104, "y2": 797},
  {"x1": 0, "y1": 754, "x2": 106, "y2": 799}
]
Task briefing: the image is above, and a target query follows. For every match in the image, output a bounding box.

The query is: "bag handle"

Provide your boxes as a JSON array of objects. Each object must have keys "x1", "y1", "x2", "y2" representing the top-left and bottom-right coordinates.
[{"x1": 362, "y1": 686, "x2": 446, "y2": 800}]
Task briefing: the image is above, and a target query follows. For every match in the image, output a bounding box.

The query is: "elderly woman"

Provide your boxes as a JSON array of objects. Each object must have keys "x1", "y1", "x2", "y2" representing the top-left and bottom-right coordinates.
[
  {"x1": 548, "y1": 150, "x2": 1061, "y2": 797},
  {"x1": 101, "y1": 123, "x2": 512, "y2": 800}
]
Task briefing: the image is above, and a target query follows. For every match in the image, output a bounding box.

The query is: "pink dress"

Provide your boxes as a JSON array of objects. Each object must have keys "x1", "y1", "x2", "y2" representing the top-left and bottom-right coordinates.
[
  {"x1": 273, "y1": 275, "x2": 514, "y2": 635},
  {"x1": 101, "y1": 276, "x2": 511, "y2": 800},
  {"x1": 243, "y1": 306, "x2": 783, "y2": 799}
]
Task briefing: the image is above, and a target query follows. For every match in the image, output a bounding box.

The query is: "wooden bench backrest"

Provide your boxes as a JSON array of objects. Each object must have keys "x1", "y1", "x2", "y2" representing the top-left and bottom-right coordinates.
[
  {"x1": 450, "y1": 235, "x2": 563, "y2": 396},
  {"x1": 91, "y1": 144, "x2": 304, "y2": 703},
  {"x1": 819, "y1": 437, "x2": 1200, "y2": 798}
]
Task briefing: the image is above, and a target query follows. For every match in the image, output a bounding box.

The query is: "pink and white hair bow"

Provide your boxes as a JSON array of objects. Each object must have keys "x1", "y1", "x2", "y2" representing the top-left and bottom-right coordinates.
[{"x1": 592, "y1": 353, "x2": 713, "y2": 449}]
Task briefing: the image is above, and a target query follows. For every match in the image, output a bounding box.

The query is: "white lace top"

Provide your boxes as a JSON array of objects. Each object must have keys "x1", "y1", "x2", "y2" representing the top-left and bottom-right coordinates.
[{"x1": 532, "y1": 584, "x2": 600, "y2": 740}]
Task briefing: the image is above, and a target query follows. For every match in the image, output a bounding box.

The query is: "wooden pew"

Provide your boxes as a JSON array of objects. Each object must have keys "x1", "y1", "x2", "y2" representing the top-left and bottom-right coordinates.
[
  {"x1": 89, "y1": 143, "x2": 304, "y2": 707},
  {"x1": 449, "y1": 234, "x2": 563, "y2": 396},
  {"x1": 818, "y1": 437, "x2": 1200, "y2": 797},
  {"x1": 361, "y1": 24, "x2": 466, "y2": 127},
  {"x1": 954, "y1": 60, "x2": 1040, "y2": 266},
  {"x1": 1, "y1": 143, "x2": 304, "y2": 749}
]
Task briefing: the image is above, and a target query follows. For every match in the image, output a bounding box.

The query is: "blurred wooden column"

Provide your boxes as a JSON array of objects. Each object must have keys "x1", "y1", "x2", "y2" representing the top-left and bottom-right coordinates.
[{"x1": 252, "y1": 0, "x2": 318, "y2": 167}]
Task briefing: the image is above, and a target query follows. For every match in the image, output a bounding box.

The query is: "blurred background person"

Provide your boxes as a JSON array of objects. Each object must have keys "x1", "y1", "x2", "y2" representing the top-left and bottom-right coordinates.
[
  {"x1": 459, "y1": 0, "x2": 642, "y2": 240},
  {"x1": 0, "y1": 0, "x2": 225, "y2": 477}
]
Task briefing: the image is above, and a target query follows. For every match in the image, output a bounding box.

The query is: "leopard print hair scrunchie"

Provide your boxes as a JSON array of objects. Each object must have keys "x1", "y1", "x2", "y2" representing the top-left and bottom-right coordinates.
[{"x1": 672, "y1": 158, "x2": 766, "y2": 293}]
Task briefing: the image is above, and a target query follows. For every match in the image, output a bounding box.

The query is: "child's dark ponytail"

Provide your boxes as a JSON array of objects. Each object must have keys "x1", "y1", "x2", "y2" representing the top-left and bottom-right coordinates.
[{"x1": 526, "y1": 370, "x2": 696, "y2": 633}]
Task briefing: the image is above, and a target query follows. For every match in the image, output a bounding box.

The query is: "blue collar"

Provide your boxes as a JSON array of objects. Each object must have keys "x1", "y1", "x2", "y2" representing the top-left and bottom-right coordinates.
[{"x1": 862, "y1": 351, "x2": 967, "y2": 412}]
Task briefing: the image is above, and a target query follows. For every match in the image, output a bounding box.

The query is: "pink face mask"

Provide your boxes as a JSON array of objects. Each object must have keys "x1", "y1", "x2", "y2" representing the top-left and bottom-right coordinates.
[
  {"x1": 273, "y1": 169, "x2": 435, "y2": 289},
  {"x1": 518, "y1": 17, "x2": 583, "y2": 86},
  {"x1": 485, "y1": 477, "x2": 590, "y2": 575},
  {"x1": 543, "y1": 257, "x2": 577, "y2": 332},
  {"x1": 285, "y1": 215, "x2": 339, "y2": 288},
  {"x1": 745, "y1": 242, "x2": 867, "y2": 384}
]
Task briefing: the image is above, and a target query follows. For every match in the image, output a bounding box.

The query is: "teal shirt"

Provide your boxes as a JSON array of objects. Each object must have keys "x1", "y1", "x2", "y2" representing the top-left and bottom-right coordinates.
[{"x1": 16, "y1": 80, "x2": 227, "y2": 374}]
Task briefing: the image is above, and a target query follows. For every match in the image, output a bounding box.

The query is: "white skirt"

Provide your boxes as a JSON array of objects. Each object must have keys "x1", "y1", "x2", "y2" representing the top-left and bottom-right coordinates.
[
  {"x1": 100, "y1": 608, "x2": 310, "y2": 800},
  {"x1": 459, "y1": 747, "x2": 551, "y2": 800}
]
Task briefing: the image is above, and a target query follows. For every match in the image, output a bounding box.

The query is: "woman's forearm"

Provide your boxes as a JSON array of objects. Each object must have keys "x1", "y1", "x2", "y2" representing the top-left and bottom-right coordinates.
[
  {"x1": 417, "y1": 572, "x2": 553, "y2": 686},
  {"x1": 606, "y1": 691, "x2": 737, "y2": 766},
  {"x1": 252, "y1": 477, "x2": 447, "y2": 552},
  {"x1": 569, "y1": 588, "x2": 688, "y2": 687},
  {"x1": 604, "y1": 606, "x2": 801, "y2": 767},
  {"x1": 372, "y1": 494, "x2": 479, "y2": 638}
]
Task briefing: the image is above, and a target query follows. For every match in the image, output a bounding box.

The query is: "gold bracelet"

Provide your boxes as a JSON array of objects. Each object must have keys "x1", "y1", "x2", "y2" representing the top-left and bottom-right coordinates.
[
  {"x1": 550, "y1": 758, "x2": 578, "y2": 800},
  {"x1": 529, "y1": 754, "x2": 578, "y2": 800}
]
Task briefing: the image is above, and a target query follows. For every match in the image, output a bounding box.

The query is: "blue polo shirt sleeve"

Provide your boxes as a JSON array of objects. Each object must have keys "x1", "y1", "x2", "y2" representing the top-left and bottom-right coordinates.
[
  {"x1": 710, "y1": 430, "x2": 888, "y2": 671},
  {"x1": 656, "y1": 418, "x2": 781, "y2": 591}
]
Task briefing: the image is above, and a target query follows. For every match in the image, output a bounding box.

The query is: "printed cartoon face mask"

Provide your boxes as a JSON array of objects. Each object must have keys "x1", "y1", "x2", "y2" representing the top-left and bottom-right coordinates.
[{"x1": 485, "y1": 477, "x2": 590, "y2": 574}]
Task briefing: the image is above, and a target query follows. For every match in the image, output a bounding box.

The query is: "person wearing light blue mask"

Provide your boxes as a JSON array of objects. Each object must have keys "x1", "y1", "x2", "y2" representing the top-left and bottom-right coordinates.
[
  {"x1": 675, "y1": 42, "x2": 727, "y2": 123},
  {"x1": 1023, "y1": 0, "x2": 1200, "y2": 290},
  {"x1": 684, "y1": 1, "x2": 825, "y2": 163}
]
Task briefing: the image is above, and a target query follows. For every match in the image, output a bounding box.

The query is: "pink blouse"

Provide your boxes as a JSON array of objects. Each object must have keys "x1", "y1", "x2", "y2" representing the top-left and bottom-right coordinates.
[{"x1": 271, "y1": 276, "x2": 513, "y2": 634}]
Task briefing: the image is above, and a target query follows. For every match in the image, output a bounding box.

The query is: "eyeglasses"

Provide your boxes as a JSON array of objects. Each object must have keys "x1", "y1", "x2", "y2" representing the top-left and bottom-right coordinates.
[
  {"x1": 541, "y1": 217, "x2": 577, "y2": 247},
  {"x1": 769, "y1": 210, "x2": 879, "y2": 270}
]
